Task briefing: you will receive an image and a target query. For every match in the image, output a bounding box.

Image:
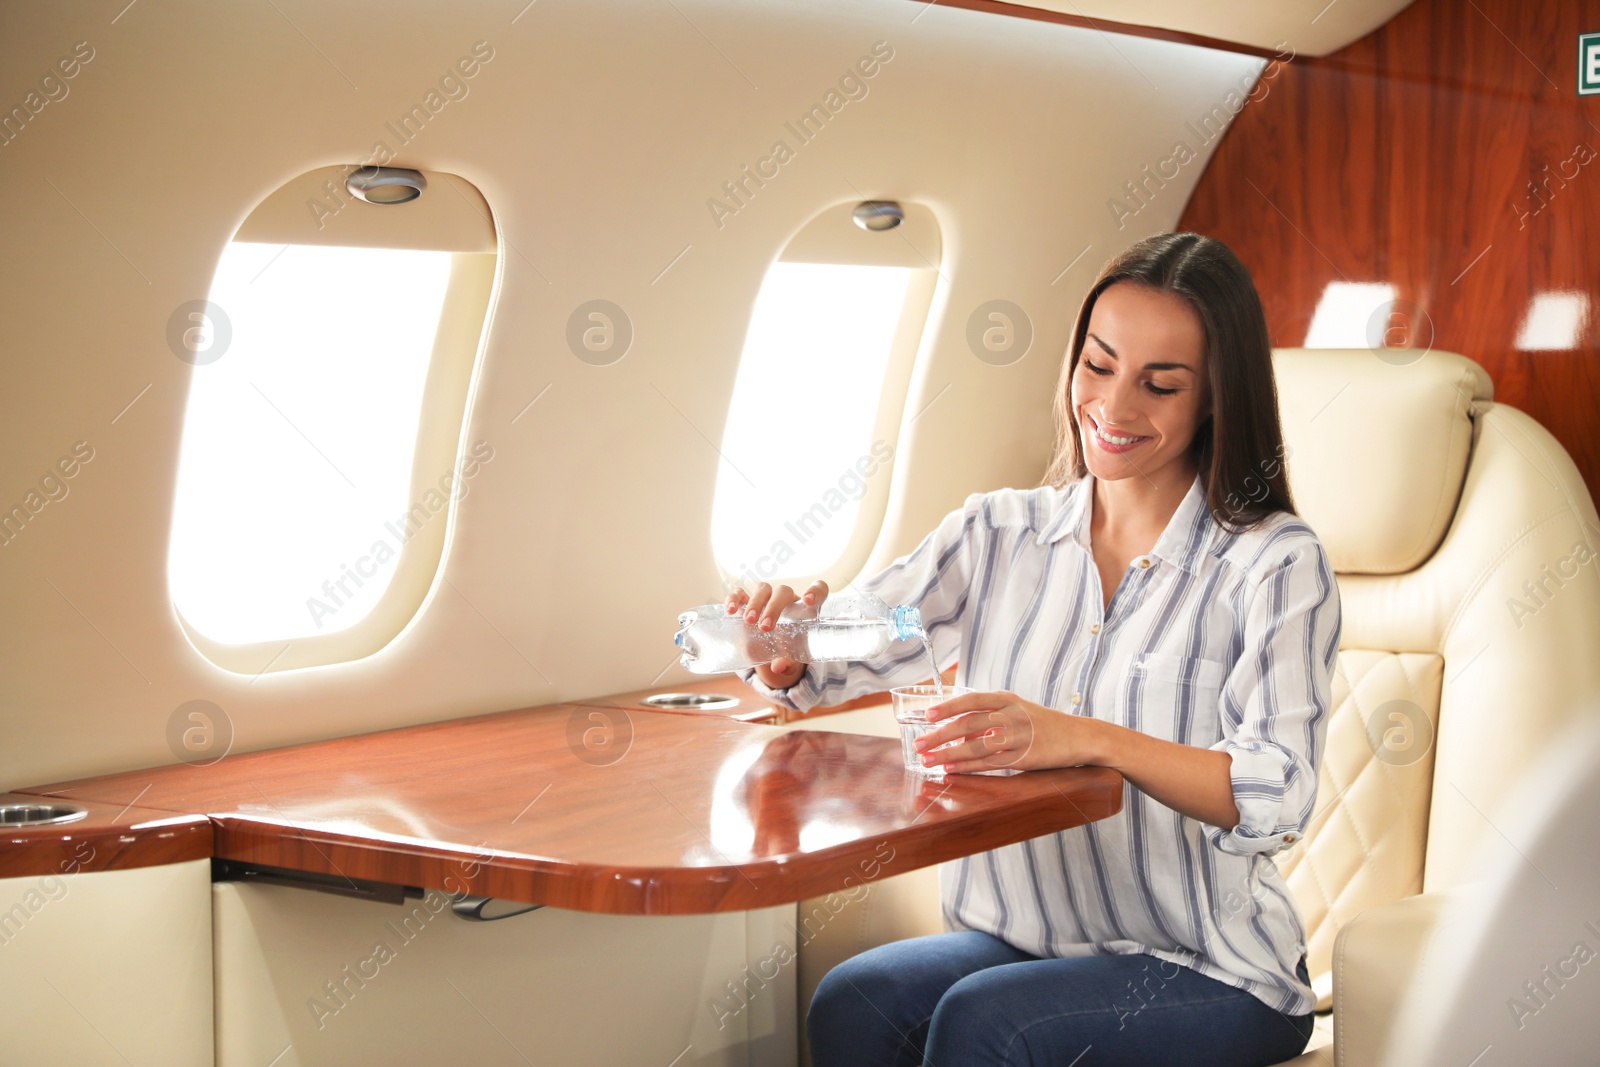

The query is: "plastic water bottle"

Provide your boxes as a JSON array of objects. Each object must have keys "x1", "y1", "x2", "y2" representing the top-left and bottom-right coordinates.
[{"x1": 674, "y1": 591, "x2": 925, "y2": 675}]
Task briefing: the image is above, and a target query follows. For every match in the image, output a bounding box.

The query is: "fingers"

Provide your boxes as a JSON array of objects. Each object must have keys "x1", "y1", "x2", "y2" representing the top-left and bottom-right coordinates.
[
  {"x1": 914, "y1": 709, "x2": 1030, "y2": 770},
  {"x1": 760, "y1": 585, "x2": 799, "y2": 631},
  {"x1": 912, "y1": 710, "x2": 1000, "y2": 755},
  {"x1": 765, "y1": 580, "x2": 827, "y2": 631},
  {"x1": 754, "y1": 656, "x2": 805, "y2": 690},
  {"x1": 923, "y1": 736, "x2": 1011, "y2": 771},
  {"x1": 726, "y1": 580, "x2": 828, "y2": 621},
  {"x1": 755, "y1": 583, "x2": 809, "y2": 631},
  {"x1": 742, "y1": 582, "x2": 772, "y2": 625},
  {"x1": 723, "y1": 582, "x2": 814, "y2": 691}
]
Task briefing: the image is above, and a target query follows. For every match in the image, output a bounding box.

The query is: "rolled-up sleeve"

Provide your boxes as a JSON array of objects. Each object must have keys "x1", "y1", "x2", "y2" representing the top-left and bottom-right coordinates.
[
  {"x1": 737, "y1": 492, "x2": 987, "y2": 714},
  {"x1": 1207, "y1": 536, "x2": 1341, "y2": 857}
]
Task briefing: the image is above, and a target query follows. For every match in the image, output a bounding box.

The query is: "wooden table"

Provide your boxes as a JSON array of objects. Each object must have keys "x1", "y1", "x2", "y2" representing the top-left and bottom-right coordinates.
[
  {"x1": 13, "y1": 700, "x2": 1123, "y2": 913},
  {"x1": 572, "y1": 674, "x2": 781, "y2": 723},
  {"x1": 0, "y1": 794, "x2": 211, "y2": 879}
]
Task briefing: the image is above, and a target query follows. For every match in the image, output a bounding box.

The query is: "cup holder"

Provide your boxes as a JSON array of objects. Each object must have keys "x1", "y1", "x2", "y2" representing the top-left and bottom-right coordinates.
[
  {"x1": 641, "y1": 692, "x2": 741, "y2": 711},
  {"x1": 0, "y1": 797, "x2": 89, "y2": 827}
]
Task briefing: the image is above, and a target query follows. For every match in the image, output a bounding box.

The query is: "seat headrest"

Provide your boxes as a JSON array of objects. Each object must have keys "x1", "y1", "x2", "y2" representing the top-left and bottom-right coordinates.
[{"x1": 1270, "y1": 349, "x2": 1492, "y2": 575}]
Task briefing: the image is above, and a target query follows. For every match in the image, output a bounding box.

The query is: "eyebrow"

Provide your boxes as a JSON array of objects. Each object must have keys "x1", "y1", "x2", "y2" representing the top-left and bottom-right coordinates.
[{"x1": 1086, "y1": 332, "x2": 1198, "y2": 373}]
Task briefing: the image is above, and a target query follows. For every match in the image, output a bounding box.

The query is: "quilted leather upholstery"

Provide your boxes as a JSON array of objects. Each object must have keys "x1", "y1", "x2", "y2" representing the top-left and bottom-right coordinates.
[{"x1": 1273, "y1": 650, "x2": 1442, "y2": 1009}]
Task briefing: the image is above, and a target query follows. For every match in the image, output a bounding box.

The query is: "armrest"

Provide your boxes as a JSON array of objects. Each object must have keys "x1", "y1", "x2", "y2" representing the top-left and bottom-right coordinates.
[
  {"x1": 1333, "y1": 718, "x2": 1600, "y2": 1067},
  {"x1": 1332, "y1": 889, "x2": 1467, "y2": 1067}
]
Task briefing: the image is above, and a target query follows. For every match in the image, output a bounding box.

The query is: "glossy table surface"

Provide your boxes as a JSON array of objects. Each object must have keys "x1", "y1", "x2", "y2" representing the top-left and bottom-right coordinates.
[
  {"x1": 572, "y1": 675, "x2": 780, "y2": 724},
  {"x1": 0, "y1": 793, "x2": 212, "y2": 880},
  {"x1": 18, "y1": 700, "x2": 1123, "y2": 913},
  {"x1": 574, "y1": 663, "x2": 961, "y2": 725}
]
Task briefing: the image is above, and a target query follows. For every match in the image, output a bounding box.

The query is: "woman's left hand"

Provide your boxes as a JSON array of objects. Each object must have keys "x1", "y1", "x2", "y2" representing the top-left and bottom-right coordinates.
[{"x1": 915, "y1": 690, "x2": 1094, "y2": 773}]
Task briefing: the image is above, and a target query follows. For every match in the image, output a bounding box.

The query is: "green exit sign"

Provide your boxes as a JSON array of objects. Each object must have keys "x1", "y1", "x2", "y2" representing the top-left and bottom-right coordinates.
[{"x1": 1583, "y1": 33, "x2": 1600, "y2": 95}]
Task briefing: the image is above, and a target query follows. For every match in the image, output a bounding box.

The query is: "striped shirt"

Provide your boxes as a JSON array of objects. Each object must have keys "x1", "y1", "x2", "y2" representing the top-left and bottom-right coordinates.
[{"x1": 739, "y1": 472, "x2": 1340, "y2": 1016}]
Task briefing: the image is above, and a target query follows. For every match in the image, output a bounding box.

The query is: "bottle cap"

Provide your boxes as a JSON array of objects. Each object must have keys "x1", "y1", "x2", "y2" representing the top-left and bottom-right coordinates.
[{"x1": 892, "y1": 605, "x2": 924, "y2": 641}]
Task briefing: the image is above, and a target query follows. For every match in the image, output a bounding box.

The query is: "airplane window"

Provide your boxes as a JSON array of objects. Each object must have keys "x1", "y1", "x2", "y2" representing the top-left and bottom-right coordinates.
[
  {"x1": 167, "y1": 165, "x2": 496, "y2": 674},
  {"x1": 168, "y1": 242, "x2": 453, "y2": 646},
  {"x1": 710, "y1": 196, "x2": 941, "y2": 595},
  {"x1": 713, "y1": 260, "x2": 914, "y2": 582}
]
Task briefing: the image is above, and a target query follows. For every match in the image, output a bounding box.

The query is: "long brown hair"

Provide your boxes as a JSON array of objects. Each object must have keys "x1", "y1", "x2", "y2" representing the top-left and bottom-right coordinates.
[{"x1": 1039, "y1": 232, "x2": 1295, "y2": 532}]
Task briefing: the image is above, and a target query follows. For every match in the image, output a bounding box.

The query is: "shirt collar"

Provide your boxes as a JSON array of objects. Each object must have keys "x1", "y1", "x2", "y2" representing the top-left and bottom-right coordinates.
[{"x1": 1035, "y1": 472, "x2": 1215, "y2": 575}]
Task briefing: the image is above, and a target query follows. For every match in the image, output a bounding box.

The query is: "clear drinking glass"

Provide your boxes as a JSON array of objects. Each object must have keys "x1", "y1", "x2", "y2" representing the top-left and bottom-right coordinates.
[{"x1": 891, "y1": 684, "x2": 973, "y2": 778}]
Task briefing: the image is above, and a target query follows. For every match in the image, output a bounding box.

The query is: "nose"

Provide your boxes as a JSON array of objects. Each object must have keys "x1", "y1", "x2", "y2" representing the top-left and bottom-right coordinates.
[{"x1": 1096, "y1": 373, "x2": 1143, "y2": 428}]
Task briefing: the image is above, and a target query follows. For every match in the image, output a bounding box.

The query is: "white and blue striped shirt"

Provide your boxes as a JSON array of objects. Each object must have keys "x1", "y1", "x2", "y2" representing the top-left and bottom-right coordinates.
[{"x1": 740, "y1": 472, "x2": 1340, "y2": 1015}]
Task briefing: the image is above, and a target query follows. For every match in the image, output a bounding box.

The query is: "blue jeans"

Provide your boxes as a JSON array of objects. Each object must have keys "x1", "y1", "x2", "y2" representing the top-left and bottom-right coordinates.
[{"x1": 808, "y1": 931, "x2": 1315, "y2": 1067}]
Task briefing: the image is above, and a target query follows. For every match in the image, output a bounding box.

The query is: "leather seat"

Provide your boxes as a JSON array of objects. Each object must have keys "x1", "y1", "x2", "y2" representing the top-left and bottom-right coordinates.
[{"x1": 784, "y1": 348, "x2": 1600, "y2": 1066}]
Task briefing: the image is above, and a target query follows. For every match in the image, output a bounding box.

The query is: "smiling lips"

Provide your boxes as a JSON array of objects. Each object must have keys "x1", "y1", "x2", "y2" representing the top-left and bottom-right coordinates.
[{"x1": 1084, "y1": 412, "x2": 1150, "y2": 454}]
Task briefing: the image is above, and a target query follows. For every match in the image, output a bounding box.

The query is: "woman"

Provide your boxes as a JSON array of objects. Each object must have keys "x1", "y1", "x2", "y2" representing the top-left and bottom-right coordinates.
[{"x1": 730, "y1": 232, "x2": 1338, "y2": 1066}]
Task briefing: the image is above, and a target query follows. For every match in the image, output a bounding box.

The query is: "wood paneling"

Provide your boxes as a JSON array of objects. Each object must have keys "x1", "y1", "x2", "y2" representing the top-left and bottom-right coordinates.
[
  {"x1": 0, "y1": 794, "x2": 211, "y2": 880},
  {"x1": 1180, "y1": 0, "x2": 1600, "y2": 502},
  {"x1": 21, "y1": 703, "x2": 1122, "y2": 914}
]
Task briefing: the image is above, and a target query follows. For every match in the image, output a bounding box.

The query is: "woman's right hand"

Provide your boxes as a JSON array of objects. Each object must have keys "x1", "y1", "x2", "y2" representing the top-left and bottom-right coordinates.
[{"x1": 726, "y1": 579, "x2": 830, "y2": 690}]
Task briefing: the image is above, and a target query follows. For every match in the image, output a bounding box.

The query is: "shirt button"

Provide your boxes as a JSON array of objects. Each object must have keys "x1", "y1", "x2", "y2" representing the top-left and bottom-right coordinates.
[
  {"x1": 1089, "y1": 624, "x2": 1100, "y2": 635},
  {"x1": 1282, "y1": 833, "x2": 1297, "y2": 842},
  {"x1": 1138, "y1": 558, "x2": 1151, "y2": 570},
  {"x1": 1070, "y1": 693, "x2": 1082, "y2": 706}
]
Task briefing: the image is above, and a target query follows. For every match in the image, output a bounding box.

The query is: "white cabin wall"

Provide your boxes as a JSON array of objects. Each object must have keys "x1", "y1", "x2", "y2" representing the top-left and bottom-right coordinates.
[{"x1": 0, "y1": 0, "x2": 1262, "y2": 785}]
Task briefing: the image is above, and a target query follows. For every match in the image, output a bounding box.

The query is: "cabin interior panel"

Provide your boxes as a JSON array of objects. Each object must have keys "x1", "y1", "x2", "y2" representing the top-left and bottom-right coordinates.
[
  {"x1": 0, "y1": 859, "x2": 214, "y2": 1066},
  {"x1": 0, "y1": 0, "x2": 1263, "y2": 788},
  {"x1": 212, "y1": 882, "x2": 795, "y2": 1067},
  {"x1": 1179, "y1": 0, "x2": 1600, "y2": 503}
]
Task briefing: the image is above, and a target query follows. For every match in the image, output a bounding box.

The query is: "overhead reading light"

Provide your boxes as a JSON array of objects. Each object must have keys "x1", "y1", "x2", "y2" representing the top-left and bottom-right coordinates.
[
  {"x1": 345, "y1": 166, "x2": 427, "y2": 205},
  {"x1": 852, "y1": 201, "x2": 903, "y2": 232}
]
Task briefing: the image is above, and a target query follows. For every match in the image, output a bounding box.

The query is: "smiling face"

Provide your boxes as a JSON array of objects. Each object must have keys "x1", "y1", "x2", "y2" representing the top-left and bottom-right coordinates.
[{"x1": 1070, "y1": 280, "x2": 1211, "y2": 488}]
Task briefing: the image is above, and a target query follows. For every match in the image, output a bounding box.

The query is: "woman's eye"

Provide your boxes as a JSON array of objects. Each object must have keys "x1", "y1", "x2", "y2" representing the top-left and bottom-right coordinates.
[
  {"x1": 1146, "y1": 383, "x2": 1178, "y2": 396},
  {"x1": 1083, "y1": 360, "x2": 1112, "y2": 376}
]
